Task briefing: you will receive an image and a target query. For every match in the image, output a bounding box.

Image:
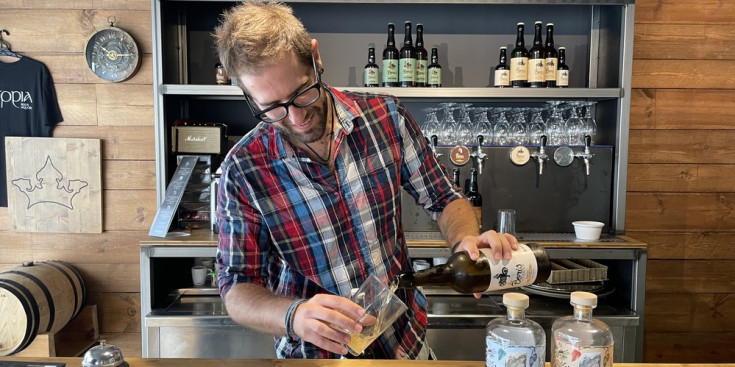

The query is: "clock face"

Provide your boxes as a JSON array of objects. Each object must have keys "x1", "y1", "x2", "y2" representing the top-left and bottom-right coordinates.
[{"x1": 85, "y1": 27, "x2": 140, "y2": 82}]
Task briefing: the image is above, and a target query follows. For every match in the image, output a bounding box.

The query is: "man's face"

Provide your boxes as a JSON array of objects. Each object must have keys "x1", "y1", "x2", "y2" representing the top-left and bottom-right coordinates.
[{"x1": 240, "y1": 53, "x2": 327, "y2": 144}]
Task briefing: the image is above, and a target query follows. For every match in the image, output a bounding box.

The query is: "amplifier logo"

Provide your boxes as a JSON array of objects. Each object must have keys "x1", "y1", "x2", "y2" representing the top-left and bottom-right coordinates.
[{"x1": 185, "y1": 135, "x2": 208, "y2": 142}]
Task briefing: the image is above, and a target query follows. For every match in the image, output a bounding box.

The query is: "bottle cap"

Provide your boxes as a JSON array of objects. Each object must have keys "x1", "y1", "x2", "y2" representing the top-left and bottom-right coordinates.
[
  {"x1": 517, "y1": 22, "x2": 524, "y2": 25},
  {"x1": 500, "y1": 46, "x2": 507, "y2": 50},
  {"x1": 368, "y1": 42, "x2": 375, "y2": 48},
  {"x1": 559, "y1": 46, "x2": 566, "y2": 50},
  {"x1": 570, "y1": 291, "x2": 598, "y2": 307},
  {"x1": 503, "y1": 292, "x2": 529, "y2": 308},
  {"x1": 535, "y1": 20, "x2": 542, "y2": 24},
  {"x1": 547, "y1": 23, "x2": 554, "y2": 26}
]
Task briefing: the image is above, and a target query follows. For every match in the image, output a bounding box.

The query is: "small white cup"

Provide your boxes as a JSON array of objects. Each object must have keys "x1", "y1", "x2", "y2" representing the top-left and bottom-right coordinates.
[
  {"x1": 191, "y1": 266, "x2": 208, "y2": 286},
  {"x1": 200, "y1": 258, "x2": 214, "y2": 269},
  {"x1": 572, "y1": 221, "x2": 604, "y2": 240}
]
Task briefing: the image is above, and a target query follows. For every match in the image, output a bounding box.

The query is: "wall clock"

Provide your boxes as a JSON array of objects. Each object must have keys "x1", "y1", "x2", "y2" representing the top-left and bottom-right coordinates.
[{"x1": 85, "y1": 19, "x2": 141, "y2": 82}]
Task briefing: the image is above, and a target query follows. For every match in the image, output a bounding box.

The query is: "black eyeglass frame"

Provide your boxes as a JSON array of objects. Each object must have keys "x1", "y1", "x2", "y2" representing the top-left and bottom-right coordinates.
[{"x1": 243, "y1": 56, "x2": 322, "y2": 123}]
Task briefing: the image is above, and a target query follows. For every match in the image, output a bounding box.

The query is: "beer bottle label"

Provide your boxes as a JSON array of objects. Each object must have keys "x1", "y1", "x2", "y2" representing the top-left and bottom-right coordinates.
[
  {"x1": 399, "y1": 57, "x2": 416, "y2": 83},
  {"x1": 495, "y1": 70, "x2": 510, "y2": 87},
  {"x1": 428, "y1": 68, "x2": 441, "y2": 86},
  {"x1": 479, "y1": 244, "x2": 538, "y2": 292},
  {"x1": 415, "y1": 60, "x2": 428, "y2": 84},
  {"x1": 510, "y1": 57, "x2": 528, "y2": 82},
  {"x1": 557, "y1": 69, "x2": 569, "y2": 87},
  {"x1": 528, "y1": 58, "x2": 545, "y2": 83},
  {"x1": 545, "y1": 57, "x2": 558, "y2": 81},
  {"x1": 383, "y1": 59, "x2": 398, "y2": 83},
  {"x1": 364, "y1": 67, "x2": 379, "y2": 86}
]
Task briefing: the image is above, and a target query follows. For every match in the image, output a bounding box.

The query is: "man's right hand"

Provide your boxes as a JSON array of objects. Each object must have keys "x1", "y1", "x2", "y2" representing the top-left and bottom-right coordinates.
[{"x1": 291, "y1": 294, "x2": 366, "y2": 355}]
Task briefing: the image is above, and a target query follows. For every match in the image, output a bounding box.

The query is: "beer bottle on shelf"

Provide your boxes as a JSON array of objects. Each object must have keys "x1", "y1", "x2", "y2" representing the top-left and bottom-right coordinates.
[
  {"x1": 551, "y1": 292, "x2": 614, "y2": 367},
  {"x1": 486, "y1": 293, "x2": 546, "y2": 367},
  {"x1": 427, "y1": 46, "x2": 442, "y2": 87},
  {"x1": 544, "y1": 23, "x2": 558, "y2": 88},
  {"x1": 394, "y1": 243, "x2": 552, "y2": 294},
  {"x1": 494, "y1": 46, "x2": 510, "y2": 88},
  {"x1": 556, "y1": 46, "x2": 569, "y2": 88},
  {"x1": 415, "y1": 24, "x2": 428, "y2": 87},
  {"x1": 364, "y1": 43, "x2": 379, "y2": 87},
  {"x1": 215, "y1": 62, "x2": 229, "y2": 85},
  {"x1": 382, "y1": 23, "x2": 399, "y2": 87},
  {"x1": 399, "y1": 21, "x2": 416, "y2": 87},
  {"x1": 510, "y1": 22, "x2": 529, "y2": 88},
  {"x1": 466, "y1": 168, "x2": 482, "y2": 231},
  {"x1": 452, "y1": 168, "x2": 462, "y2": 192},
  {"x1": 528, "y1": 21, "x2": 546, "y2": 88}
]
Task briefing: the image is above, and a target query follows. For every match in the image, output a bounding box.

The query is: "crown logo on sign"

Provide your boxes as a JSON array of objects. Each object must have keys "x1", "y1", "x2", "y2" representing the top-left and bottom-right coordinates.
[{"x1": 11, "y1": 156, "x2": 89, "y2": 210}]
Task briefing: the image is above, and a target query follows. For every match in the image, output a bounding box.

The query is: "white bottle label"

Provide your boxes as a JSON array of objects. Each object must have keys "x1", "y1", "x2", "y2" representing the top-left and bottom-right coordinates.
[
  {"x1": 399, "y1": 57, "x2": 416, "y2": 83},
  {"x1": 528, "y1": 58, "x2": 545, "y2": 83},
  {"x1": 510, "y1": 57, "x2": 528, "y2": 82},
  {"x1": 364, "y1": 67, "x2": 379, "y2": 86},
  {"x1": 545, "y1": 58, "x2": 558, "y2": 82},
  {"x1": 557, "y1": 70, "x2": 569, "y2": 87},
  {"x1": 479, "y1": 244, "x2": 538, "y2": 292},
  {"x1": 553, "y1": 339, "x2": 613, "y2": 367},
  {"x1": 487, "y1": 340, "x2": 545, "y2": 367},
  {"x1": 495, "y1": 69, "x2": 510, "y2": 87}
]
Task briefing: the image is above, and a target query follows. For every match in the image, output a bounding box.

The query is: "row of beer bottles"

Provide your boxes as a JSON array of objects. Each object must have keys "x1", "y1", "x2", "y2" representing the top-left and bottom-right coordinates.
[
  {"x1": 365, "y1": 21, "x2": 442, "y2": 88},
  {"x1": 496, "y1": 21, "x2": 570, "y2": 88}
]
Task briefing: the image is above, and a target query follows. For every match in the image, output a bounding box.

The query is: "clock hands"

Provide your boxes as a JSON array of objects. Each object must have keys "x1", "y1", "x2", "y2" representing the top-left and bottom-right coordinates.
[{"x1": 99, "y1": 45, "x2": 136, "y2": 60}]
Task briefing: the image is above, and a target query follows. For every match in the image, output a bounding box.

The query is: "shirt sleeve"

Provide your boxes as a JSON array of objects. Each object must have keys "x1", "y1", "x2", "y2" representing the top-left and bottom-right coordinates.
[
  {"x1": 40, "y1": 62, "x2": 63, "y2": 135},
  {"x1": 215, "y1": 157, "x2": 272, "y2": 298},
  {"x1": 393, "y1": 98, "x2": 464, "y2": 221}
]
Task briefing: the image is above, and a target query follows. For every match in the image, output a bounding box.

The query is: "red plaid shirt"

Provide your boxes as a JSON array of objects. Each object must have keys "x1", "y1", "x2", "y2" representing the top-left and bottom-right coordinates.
[{"x1": 216, "y1": 85, "x2": 462, "y2": 358}]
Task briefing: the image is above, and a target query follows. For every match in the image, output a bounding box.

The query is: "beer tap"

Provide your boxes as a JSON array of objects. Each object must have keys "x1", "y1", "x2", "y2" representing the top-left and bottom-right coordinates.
[
  {"x1": 530, "y1": 135, "x2": 549, "y2": 175},
  {"x1": 430, "y1": 135, "x2": 443, "y2": 159},
  {"x1": 470, "y1": 135, "x2": 487, "y2": 174},
  {"x1": 574, "y1": 135, "x2": 594, "y2": 175}
]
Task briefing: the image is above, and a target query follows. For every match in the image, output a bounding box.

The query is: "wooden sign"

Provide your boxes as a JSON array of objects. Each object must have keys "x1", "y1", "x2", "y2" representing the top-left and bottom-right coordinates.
[{"x1": 5, "y1": 137, "x2": 102, "y2": 233}]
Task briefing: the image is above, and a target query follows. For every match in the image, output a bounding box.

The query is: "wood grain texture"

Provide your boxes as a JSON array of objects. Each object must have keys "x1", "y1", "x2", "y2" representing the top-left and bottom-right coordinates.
[
  {"x1": 646, "y1": 293, "x2": 735, "y2": 333},
  {"x1": 74, "y1": 263, "x2": 139, "y2": 293},
  {"x1": 29, "y1": 231, "x2": 146, "y2": 264},
  {"x1": 633, "y1": 60, "x2": 735, "y2": 89},
  {"x1": 627, "y1": 231, "x2": 735, "y2": 260},
  {"x1": 627, "y1": 164, "x2": 735, "y2": 192},
  {"x1": 644, "y1": 332, "x2": 735, "y2": 363},
  {"x1": 102, "y1": 189, "x2": 157, "y2": 231},
  {"x1": 634, "y1": 24, "x2": 735, "y2": 60},
  {"x1": 647, "y1": 259, "x2": 735, "y2": 294},
  {"x1": 28, "y1": 53, "x2": 153, "y2": 85},
  {"x1": 103, "y1": 160, "x2": 156, "y2": 190},
  {"x1": 55, "y1": 84, "x2": 98, "y2": 126},
  {"x1": 0, "y1": 1, "x2": 149, "y2": 11},
  {"x1": 636, "y1": 0, "x2": 735, "y2": 24},
  {"x1": 53, "y1": 125, "x2": 155, "y2": 160},
  {"x1": 628, "y1": 130, "x2": 735, "y2": 164},
  {"x1": 630, "y1": 89, "x2": 656, "y2": 129},
  {"x1": 87, "y1": 293, "x2": 141, "y2": 333},
  {"x1": 96, "y1": 84, "x2": 154, "y2": 126},
  {"x1": 626, "y1": 192, "x2": 735, "y2": 232}
]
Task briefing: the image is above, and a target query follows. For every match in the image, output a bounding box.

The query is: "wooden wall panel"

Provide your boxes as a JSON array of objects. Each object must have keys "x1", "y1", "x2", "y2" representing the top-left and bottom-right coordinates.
[
  {"x1": 644, "y1": 332, "x2": 735, "y2": 363},
  {"x1": 636, "y1": 0, "x2": 735, "y2": 24},
  {"x1": 629, "y1": 88, "x2": 655, "y2": 129},
  {"x1": 627, "y1": 164, "x2": 735, "y2": 192},
  {"x1": 628, "y1": 130, "x2": 735, "y2": 164},
  {"x1": 627, "y1": 193, "x2": 735, "y2": 232},
  {"x1": 634, "y1": 24, "x2": 735, "y2": 60},
  {"x1": 0, "y1": 2, "x2": 152, "y2": 356},
  {"x1": 626, "y1": 231, "x2": 735, "y2": 260},
  {"x1": 647, "y1": 260, "x2": 735, "y2": 294},
  {"x1": 646, "y1": 293, "x2": 735, "y2": 333},
  {"x1": 633, "y1": 60, "x2": 735, "y2": 89}
]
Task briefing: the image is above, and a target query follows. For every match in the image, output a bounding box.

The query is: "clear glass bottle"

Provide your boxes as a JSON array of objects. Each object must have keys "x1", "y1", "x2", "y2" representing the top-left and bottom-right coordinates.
[
  {"x1": 486, "y1": 293, "x2": 546, "y2": 367},
  {"x1": 551, "y1": 291, "x2": 614, "y2": 367}
]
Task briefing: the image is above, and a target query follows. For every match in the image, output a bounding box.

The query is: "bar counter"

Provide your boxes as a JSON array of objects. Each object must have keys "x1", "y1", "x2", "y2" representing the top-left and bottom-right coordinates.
[{"x1": 2, "y1": 359, "x2": 733, "y2": 367}]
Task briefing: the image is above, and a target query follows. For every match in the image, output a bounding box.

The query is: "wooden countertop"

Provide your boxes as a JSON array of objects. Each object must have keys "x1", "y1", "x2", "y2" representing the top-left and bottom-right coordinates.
[
  {"x1": 0, "y1": 358, "x2": 729, "y2": 367},
  {"x1": 140, "y1": 229, "x2": 646, "y2": 250}
]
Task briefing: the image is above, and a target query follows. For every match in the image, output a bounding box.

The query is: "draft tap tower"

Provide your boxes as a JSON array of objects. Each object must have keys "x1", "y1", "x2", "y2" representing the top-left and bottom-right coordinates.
[
  {"x1": 471, "y1": 135, "x2": 487, "y2": 174},
  {"x1": 530, "y1": 135, "x2": 549, "y2": 175},
  {"x1": 574, "y1": 135, "x2": 594, "y2": 175}
]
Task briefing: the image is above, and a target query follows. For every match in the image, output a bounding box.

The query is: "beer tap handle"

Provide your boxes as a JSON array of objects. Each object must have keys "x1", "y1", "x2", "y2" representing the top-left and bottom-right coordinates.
[
  {"x1": 584, "y1": 135, "x2": 591, "y2": 154},
  {"x1": 471, "y1": 135, "x2": 487, "y2": 175},
  {"x1": 531, "y1": 135, "x2": 548, "y2": 175},
  {"x1": 431, "y1": 135, "x2": 443, "y2": 158}
]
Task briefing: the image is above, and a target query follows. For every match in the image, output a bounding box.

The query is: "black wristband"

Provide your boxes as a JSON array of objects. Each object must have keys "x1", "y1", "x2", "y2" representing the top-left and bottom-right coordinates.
[{"x1": 451, "y1": 240, "x2": 462, "y2": 253}]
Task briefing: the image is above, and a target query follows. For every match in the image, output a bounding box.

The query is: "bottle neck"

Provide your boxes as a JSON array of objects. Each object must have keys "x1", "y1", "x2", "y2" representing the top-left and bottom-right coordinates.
[
  {"x1": 515, "y1": 26, "x2": 525, "y2": 46},
  {"x1": 416, "y1": 27, "x2": 424, "y2": 47},
  {"x1": 387, "y1": 26, "x2": 395, "y2": 46},
  {"x1": 499, "y1": 49, "x2": 507, "y2": 64},
  {"x1": 574, "y1": 305, "x2": 594, "y2": 321},
  {"x1": 533, "y1": 24, "x2": 543, "y2": 45},
  {"x1": 469, "y1": 172, "x2": 478, "y2": 192},
  {"x1": 559, "y1": 50, "x2": 566, "y2": 64},
  {"x1": 507, "y1": 306, "x2": 526, "y2": 321},
  {"x1": 546, "y1": 26, "x2": 554, "y2": 47},
  {"x1": 404, "y1": 24, "x2": 413, "y2": 46},
  {"x1": 431, "y1": 49, "x2": 439, "y2": 64},
  {"x1": 368, "y1": 48, "x2": 375, "y2": 63}
]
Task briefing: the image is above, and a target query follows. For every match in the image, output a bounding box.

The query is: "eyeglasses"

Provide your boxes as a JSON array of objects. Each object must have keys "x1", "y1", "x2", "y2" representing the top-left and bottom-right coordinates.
[{"x1": 244, "y1": 56, "x2": 322, "y2": 123}]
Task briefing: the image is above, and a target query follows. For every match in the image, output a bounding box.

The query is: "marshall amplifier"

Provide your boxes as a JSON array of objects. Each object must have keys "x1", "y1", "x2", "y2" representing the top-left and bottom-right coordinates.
[{"x1": 171, "y1": 120, "x2": 227, "y2": 154}]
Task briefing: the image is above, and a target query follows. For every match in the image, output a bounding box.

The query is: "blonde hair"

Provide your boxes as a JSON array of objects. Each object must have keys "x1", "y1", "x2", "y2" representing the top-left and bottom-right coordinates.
[{"x1": 213, "y1": 1, "x2": 312, "y2": 83}]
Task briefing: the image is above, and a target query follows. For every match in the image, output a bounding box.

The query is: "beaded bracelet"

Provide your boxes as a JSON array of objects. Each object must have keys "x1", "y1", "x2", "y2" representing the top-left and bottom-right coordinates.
[{"x1": 284, "y1": 298, "x2": 306, "y2": 339}]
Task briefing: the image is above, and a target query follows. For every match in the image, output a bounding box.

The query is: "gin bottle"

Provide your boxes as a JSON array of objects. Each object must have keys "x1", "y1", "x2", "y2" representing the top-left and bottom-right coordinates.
[
  {"x1": 486, "y1": 293, "x2": 545, "y2": 367},
  {"x1": 551, "y1": 291, "x2": 614, "y2": 367}
]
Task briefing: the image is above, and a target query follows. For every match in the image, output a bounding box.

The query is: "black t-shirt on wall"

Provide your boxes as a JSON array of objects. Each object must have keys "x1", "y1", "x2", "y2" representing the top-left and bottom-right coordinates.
[{"x1": 0, "y1": 57, "x2": 63, "y2": 207}]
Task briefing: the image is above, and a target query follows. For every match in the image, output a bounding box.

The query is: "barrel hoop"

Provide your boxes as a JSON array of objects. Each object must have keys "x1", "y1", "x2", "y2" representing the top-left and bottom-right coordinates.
[
  {"x1": 9, "y1": 270, "x2": 55, "y2": 333},
  {"x1": 0, "y1": 279, "x2": 39, "y2": 354},
  {"x1": 50, "y1": 261, "x2": 86, "y2": 308},
  {"x1": 43, "y1": 261, "x2": 81, "y2": 315}
]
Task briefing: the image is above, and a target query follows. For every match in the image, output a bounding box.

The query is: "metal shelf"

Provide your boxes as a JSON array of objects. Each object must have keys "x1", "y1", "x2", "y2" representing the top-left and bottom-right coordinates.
[{"x1": 160, "y1": 84, "x2": 623, "y2": 100}]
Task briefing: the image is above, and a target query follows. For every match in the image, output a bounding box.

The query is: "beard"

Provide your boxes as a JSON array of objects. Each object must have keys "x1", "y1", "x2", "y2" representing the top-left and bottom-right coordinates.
[{"x1": 277, "y1": 95, "x2": 328, "y2": 144}]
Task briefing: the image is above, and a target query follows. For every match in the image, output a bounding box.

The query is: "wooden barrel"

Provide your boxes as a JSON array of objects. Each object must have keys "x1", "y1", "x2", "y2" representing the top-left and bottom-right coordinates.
[{"x1": 0, "y1": 261, "x2": 86, "y2": 356}]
